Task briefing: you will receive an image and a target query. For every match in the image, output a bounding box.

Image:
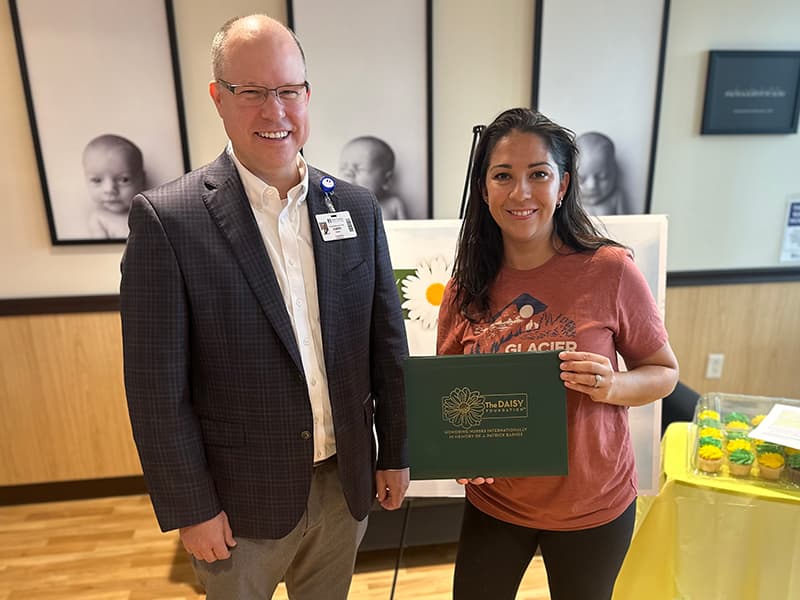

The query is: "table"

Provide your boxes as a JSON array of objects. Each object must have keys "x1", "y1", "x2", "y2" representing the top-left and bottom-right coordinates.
[{"x1": 613, "y1": 422, "x2": 800, "y2": 600}]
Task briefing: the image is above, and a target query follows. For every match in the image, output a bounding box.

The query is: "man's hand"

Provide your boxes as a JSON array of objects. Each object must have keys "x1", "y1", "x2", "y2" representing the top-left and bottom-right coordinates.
[
  {"x1": 179, "y1": 510, "x2": 237, "y2": 563},
  {"x1": 376, "y1": 468, "x2": 410, "y2": 510}
]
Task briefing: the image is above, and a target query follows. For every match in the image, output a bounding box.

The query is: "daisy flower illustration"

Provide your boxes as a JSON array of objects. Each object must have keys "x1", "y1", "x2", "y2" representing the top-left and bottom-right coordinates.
[
  {"x1": 442, "y1": 387, "x2": 486, "y2": 429},
  {"x1": 401, "y1": 256, "x2": 451, "y2": 329}
]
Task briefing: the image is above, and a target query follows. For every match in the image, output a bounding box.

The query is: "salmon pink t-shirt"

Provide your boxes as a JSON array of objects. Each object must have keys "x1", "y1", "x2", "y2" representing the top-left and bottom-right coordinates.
[{"x1": 436, "y1": 246, "x2": 667, "y2": 531}]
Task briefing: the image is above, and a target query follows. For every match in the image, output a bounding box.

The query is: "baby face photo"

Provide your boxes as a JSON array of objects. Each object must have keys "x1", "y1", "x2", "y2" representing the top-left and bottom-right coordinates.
[
  {"x1": 11, "y1": 0, "x2": 188, "y2": 244},
  {"x1": 535, "y1": 0, "x2": 665, "y2": 215},
  {"x1": 291, "y1": 0, "x2": 430, "y2": 219},
  {"x1": 82, "y1": 135, "x2": 147, "y2": 239}
]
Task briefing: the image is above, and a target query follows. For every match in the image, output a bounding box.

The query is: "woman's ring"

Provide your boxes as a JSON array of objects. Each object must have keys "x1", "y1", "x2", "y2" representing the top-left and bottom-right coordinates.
[{"x1": 594, "y1": 373, "x2": 601, "y2": 388}]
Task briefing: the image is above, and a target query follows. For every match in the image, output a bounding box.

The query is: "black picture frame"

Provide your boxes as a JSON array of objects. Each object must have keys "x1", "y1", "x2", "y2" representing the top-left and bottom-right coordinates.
[
  {"x1": 9, "y1": 0, "x2": 190, "y2": 245},
  {"x1": 700, "y1": 50, "x2": 800, "y2": 135},
  {"x1": 531, "y1": 0, "x2": 670, "y2": 217},
  {"x1": 288, "y1": 0, "x2": 432, "y2": 219}
]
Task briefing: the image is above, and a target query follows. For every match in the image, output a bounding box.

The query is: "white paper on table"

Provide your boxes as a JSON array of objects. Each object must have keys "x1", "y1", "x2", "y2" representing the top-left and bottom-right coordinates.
[{"x1": 748, "y1": 403, "x2": 800, "y2": 450}]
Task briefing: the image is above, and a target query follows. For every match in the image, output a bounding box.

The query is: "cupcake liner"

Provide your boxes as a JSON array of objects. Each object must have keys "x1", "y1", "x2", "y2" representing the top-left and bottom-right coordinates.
[
  {"x1": 728, "y1": 462, "x2": 753, "y2": 477},
  {"x1": 758, "y1": 464, "x2": 784, "y2": 481},
  {"x1": 697, "y1": 457, "x2": 722, "y2": 473}
]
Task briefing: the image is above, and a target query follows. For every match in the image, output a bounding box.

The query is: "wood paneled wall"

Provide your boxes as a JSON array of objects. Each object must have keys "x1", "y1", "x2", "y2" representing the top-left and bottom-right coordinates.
[
  {"x1": 0, "y1": 312, "x2": 140, "y2": 486},
  {"x1": 1, "y1": 280, "x2": 798, "y2": 486},
  {"x1": 665, "y1": 281, "x2": 800, "y2": 398}
]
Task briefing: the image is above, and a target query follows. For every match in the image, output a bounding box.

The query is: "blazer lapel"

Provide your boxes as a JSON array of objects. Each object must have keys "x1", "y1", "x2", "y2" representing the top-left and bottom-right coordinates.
[
  {"x1": 201, "y1": 153, "x2": 303, "y2": 373},
  {"x1": 307, "y1": 167, "x2": 342, "y2": 370}
]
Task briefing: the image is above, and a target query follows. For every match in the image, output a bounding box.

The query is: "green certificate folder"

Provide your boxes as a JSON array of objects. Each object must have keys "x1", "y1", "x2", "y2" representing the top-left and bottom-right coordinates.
[{"x1": 404, "y1": 351, "x2": 567, "y2": 480}]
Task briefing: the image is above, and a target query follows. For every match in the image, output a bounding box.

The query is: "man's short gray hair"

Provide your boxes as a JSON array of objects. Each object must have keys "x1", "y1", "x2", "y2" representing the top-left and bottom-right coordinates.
[{"x1": 210, "y1": 14, "x2": 307, "y2": 80}]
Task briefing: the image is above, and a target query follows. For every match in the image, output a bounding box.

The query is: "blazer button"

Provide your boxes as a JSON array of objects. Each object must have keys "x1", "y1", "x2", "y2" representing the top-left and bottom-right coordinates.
[{"x1": 300, "y1": 430, "x2": 312, "y2": 440}]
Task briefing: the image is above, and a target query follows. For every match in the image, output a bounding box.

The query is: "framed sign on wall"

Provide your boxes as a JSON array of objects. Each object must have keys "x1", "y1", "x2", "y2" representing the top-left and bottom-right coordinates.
[{"x1": 701, "y1": 50, "x2": 800, "y2": 135}]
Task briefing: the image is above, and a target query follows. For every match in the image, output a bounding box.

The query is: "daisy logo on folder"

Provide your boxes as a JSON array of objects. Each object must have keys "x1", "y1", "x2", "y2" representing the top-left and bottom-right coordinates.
[
  {"x1": 442, "y1": 387, "x2": 529, "y2": 429},
  {"x1": 442, "y1": 387, "x2": 486, "y2": 429}
]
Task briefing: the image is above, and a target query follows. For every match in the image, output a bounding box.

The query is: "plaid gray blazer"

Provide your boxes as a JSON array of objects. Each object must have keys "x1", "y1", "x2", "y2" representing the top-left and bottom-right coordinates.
[{"x1": 120, "y1": 152, "x2": 408, "y2": 538}]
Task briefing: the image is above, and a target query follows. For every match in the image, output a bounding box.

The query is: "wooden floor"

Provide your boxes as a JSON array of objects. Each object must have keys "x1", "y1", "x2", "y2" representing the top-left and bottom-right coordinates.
[{"x1": 0, "y1": 495, "x2": 550, "y2": 599}]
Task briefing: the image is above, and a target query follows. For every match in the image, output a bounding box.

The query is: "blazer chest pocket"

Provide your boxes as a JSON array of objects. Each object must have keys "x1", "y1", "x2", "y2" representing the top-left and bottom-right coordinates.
[
  {"x1": 200, "y1": 417, "x2": 246, "y2": 448},
  {"x1": 342, "y1": 258, "x2": 368, "y2": 289}
]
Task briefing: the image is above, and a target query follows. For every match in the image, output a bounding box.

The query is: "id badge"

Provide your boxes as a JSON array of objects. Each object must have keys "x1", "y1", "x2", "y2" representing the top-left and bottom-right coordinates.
[{"x1": 315, "y1": 211, "x2": 357, "y2": 241}]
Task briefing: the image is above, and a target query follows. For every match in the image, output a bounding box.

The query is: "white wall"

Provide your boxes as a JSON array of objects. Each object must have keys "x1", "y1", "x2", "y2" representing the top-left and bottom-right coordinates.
[
  {"x1": 651, "y1": 0, "x2": 800, "y2": 271},
  {"x1": 2, "y1": 0, "x2": 799, "y2": 298}
]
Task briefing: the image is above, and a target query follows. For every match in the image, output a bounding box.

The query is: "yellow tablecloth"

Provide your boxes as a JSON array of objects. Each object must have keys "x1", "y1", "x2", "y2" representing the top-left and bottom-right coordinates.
[{"x1": 613, "y1": 422, "x2": 800, "y2": 600}]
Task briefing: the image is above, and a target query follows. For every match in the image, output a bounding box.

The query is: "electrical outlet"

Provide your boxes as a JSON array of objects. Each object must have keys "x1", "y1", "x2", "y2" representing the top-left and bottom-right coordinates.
[{"x1": 705, "y1": 353, "x2": 725, "y2": 379}]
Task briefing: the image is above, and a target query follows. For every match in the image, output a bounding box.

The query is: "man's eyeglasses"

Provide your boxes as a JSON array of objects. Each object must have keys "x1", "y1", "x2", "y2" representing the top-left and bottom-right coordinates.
[{"x1": 216, "y1": 79, "x2": 310, "y2": 106}]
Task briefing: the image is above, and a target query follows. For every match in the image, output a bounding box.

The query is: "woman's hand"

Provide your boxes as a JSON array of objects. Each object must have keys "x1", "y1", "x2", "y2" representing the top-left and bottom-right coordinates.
[
  {"x1": 456, "y1": 477, "x2": 495, "y2": 485},
  {"x1": 558, "y1": 350, "x2": 615, "y2": 403},
  {"x1": 559, "y1": 344, "x2": 679, "y2": 407}
]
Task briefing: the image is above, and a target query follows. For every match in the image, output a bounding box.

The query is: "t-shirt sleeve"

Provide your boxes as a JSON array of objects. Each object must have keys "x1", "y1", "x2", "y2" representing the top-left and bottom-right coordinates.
[
  {"x1": 614, "y1": 252, "x2": 669, "y2": 363},
  {"x1": 436, "y1": 279, "x2": 467, "y2": 356}
]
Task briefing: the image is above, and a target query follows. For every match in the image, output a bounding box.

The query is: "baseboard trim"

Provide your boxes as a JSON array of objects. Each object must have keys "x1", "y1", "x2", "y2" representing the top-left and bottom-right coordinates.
[{"x1": 0, "y1": 475, "x2": 147, "y2": 506}]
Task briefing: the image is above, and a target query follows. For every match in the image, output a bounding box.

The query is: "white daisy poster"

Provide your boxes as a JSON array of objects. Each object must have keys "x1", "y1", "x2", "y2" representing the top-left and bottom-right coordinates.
[
  {"x1": 386, "y1": 220, "x2": 461, "y2": 359},
  {"x1": 384, "y1": 215, "x2": 668, "y2": 496}
]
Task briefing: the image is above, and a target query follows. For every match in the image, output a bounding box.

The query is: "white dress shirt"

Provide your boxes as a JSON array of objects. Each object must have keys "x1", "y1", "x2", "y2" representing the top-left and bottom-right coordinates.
[{"x1": 227, "y1": 144, "x2": 335, "y2": 462}]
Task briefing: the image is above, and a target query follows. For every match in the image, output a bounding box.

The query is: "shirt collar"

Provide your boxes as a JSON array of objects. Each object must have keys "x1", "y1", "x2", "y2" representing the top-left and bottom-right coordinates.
[{"x1": 226, "y1": 142, "x2": 309, "y2": 212}]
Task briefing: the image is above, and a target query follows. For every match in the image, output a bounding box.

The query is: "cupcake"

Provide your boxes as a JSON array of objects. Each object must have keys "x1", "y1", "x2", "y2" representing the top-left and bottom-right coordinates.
[
  {"x1": 757, "y1": 452, "x2": 785, "y2": 481},
  {"x1": 726, "y1": 431, "x2": 749, "y2": 441},
  {"x1": 698, "y1": 426, "x2": 723, "y2": 440},
  {"x1": 787, "y1": 454, "x2": 800, "y2": 485},
  {"x1": 724, "y1": 411, "x2": 750, "y2": 425},
  {"x1": 698, "y1": 417, "x2": 723, "y2": 429},
  {"x1": 698, "y1": 409, "x2": 720, "y2": 421},
  {"x1": 699, "y1": 436, "x2": 723, "y2": 450},
  {"x1": 725, "y1": 420, "x2": 751, "y2": 432},
  {"x1": 751, "y1": 414, "x2": 766, "y2": 427},
  {"x1": 728, "y1": 449, "x2": 755, "y2": 477},
  {"x1": 697, "y1": 445, "x2": 724, "y2": 473},
  {"x1": 756, "y1": 442, "x2": 782, "y2": 456},
  {"x1": 726, "y1": 438, "x2": 752, "y2": 454}
]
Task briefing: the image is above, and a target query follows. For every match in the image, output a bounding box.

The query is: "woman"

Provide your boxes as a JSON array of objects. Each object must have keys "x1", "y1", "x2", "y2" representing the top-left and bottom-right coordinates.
[{"x1": 437, "y1": 108, "x2": 679, "y2": 600}]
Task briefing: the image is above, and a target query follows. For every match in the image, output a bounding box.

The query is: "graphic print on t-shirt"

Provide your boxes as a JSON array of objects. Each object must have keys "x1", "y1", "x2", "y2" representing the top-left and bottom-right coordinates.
[{"x1": 472, "y1": 293, "x2": 577, "y2": 354}]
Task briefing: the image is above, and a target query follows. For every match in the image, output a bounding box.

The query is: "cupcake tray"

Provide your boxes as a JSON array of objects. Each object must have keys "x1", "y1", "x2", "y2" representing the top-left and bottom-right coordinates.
[{"x1": 690, "y1": 392, "x2": 800, "y2": 489}]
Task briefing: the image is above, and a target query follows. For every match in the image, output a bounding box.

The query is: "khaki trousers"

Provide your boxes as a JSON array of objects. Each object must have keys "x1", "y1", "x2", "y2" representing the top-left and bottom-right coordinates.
[{"x1": 192, "y1": 458, "x2": 368, "y2": 600}]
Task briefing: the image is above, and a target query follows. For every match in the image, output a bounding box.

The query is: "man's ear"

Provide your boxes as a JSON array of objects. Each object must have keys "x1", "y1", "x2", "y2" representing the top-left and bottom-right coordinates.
[{"x1": 209, "y1": 81, "x2": 223, "y2": 115}]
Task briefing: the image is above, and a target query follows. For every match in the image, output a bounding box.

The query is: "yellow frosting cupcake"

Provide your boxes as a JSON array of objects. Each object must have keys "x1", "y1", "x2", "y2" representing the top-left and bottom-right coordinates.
[
  {"x1": 698, "y1": 426, "x2": 723, "y2": 440},
  {"x1": 751, "y1": 414, "x2": 766, "y2": 427},
  {"x1": 698, "y1": 409, "x2": 720, "y2": 421},
  {"x1": 757, "y1": 452, "x2": 785, "y2": 481},
  {"x1": 725, "y1": 420, "x2": 751, "y2": 431},
  {"x1": 697, "y1": 445, "x2": 724, "y2": 473},
  {"x1": 726, "y1": 438, "x2": 752, "y2": 454}
]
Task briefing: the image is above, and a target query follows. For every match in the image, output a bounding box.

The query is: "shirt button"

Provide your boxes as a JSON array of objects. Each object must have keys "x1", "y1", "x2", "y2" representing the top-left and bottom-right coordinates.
[
  {"x1": 317, "y1": 451, "x2": 323, "y2": 459},
  {"x1": 296, "y1": 299, "x2": 303, "y2": 308},
  {"x1": 300, "y1": 430, "x2": 312, "y2": 440},
  {"x1": 310, "y1": 377, "x2": 317, "y2": 386},
  {"x1": 303, "y1": 338, "x2": 310, "y2": 346}
]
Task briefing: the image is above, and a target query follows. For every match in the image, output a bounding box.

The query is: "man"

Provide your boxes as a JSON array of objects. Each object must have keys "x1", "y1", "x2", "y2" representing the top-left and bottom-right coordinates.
[{"x1": 120, "y1": 14, "x2": 409, "y2": 599}]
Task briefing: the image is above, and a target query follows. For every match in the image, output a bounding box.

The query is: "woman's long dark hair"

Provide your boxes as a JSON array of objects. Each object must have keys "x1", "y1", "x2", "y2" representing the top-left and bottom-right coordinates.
[{"x1": 451, "y1": 108, "x2": 622, "y2": 321}]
